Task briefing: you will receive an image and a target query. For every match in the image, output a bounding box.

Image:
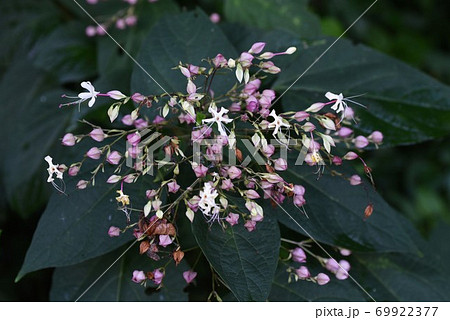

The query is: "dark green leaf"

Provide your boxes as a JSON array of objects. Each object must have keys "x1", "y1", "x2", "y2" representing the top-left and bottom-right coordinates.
[
  {"x1": 223, "y1": 0, "x2": 321, "y2": 39},
  {"x1": 17, "y1": 171, "x2": 153, "y2": 281},
  {"x1": 355, "y1": 251, "x2": 450, "y2": 301},
  {"x1": 50, "y1": 245, "x2": 189, "y2": 301},
  {"x1": 130, "y1": 9, "x2": 238, "y2": 118},
  {"x1": 269, "y1": 261, "x2": 366, "y2": 301},
  {"x1": 192, "y1": 202, "x2": 280, "y2": 301},
  {"x1": 0, "y1": 59, "x2": 71, "y2": 217},
  {"x1": 273, "y1": 160, "x2": 419, "y2": 254},
  {"x1": 33, "y1": 22, "x2": 97, "y2": 83},
  {"x1": 273, "y1": 38, "x2": 450, "y2": 146}
]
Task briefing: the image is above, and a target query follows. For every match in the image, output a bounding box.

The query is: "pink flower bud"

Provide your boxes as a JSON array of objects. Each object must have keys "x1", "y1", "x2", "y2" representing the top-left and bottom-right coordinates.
[
  {"x1": 132, "y1": 270, "x2": 146, "y2": 283},
  {"x1": 325, "y1": 258, "x2": 340, "y2": 273},
  {"x1": 107, "y1": 90, "x2": 126, "y2": 100},
  {"x1": 349, "y1": 174, "x2": 362, "y2": 186},
  {"x1": 86, "y1": 147, "x2": 101, "y2": 159},
  {"x1": 294, "y1": 111, "x2": 309, "y2": 122},
  {"x1": 261, "y1": 61, "x2": 281, "y2": 74},
  {"x1": 123, "y1": 174, "x2": 135, "y2": 184},
  {"x1": 212, "y1": 54, "x2": 227, "y2": 68},
  {"x1": 106, "y1": 175, "x2": 121, "y2": 184},
  {"x1": 89, "y1": 128, "x2": 105, "y2": 142},
  {"x1": 62, "y1": 133, "x2": 76, "y2": 146},
  {"x1": 96, "y1": 25, "x2": 106, "y2": 36},
  {"x1": 293, "y1": 185, "x2": 305, "y2": 196},
  {"x1": 336, "y1": 268, "x2": 349, "y2": 280},
  {"x1": 227, "y1": 166, "x2": 242, "y2": 180},
  {"x1": 183, "y1": 270, "x2": 198, "y2": 284},
  {"x1": 343, "y1": 151, "x2": 358, "y2": 160},
  {"x1": 274, "y1": 158, "x2": 288, "y2": 171},
  {"x1": 239, "y1": 52, "x2": 254, "y2": 68},
  {"x1": 338, "y1": 127, "x2": 353, "y2": 138},
  {"x1": 127, "y1": 132, "x2": 141, "y2": 146},
  {"x1": 107, "y1": 151, "x2": 122, "y2": 165},
  {"x1": 158, "y1": 235, "x2": 173, "y2": 247},
  {"x1": 291, "y1": 247, "x2": 306, "y2": 263},
  {"x1": 293, "y1": 195, "x2": 306, "y2": 206},
  {"x1": 115, "y1": 18, "x2": 126, "y2": 30},
  {"x1": 77, "y1": 180, "x2": 88, "y2": 189},
  {"x1": 152, "y1": 115, "x2": 165, "y2": 124},
  {"x1": 131, "y1": 93, "x2": 145, "y2": 104},
  {"x1": 225, "y1": 212, "x2": 239, "y2": 226},
  {"x1": 262, "y1": 144, "x2": 275, "y2": 158},
  {"x1": 125, "y1": 15, "x2": 137, "y2": 26},
  {"x1": 354, "y1": 135, "x2": 369, "y2": 149},
  {"x1": 187, "y1": 195, "x2": 200, "y2": 212},
  {"x1": 209, "y1": 13, "x2": 220, "y2": 23},
  {"x1": 244, "y1": 220, "x2": 256, "y2": 232},
  {"x1": 340, "y1": 248, "x2": 352, "y2": 256},
  {"x1": 339, "y1": 259, "x2": 351, "y2": 271},
  {"x1": 344, "y1": 107, "x2": 354, "y2": 120},
  {"x1": 167, "y1": 181, "x2": 180, "y2": 193},
  {"x1": 332, "y1": 156, "x2": 342, "y2": 166},
  {"x1": 249, "y1": 42, "x2": 266, "y2": 54},
  {"x1": 295, "y1": 266, "x2": 310, "y2": 279},
  {"x1": 68, "y1": 165, "x2": 80, "y2": 176},
  {"x1": 191, "y1": 163, "x2": 207, "y2": 177},
  {"x1": 152, "y1": 269, "x2": 164, "y2": 285},
  {"x1": 133, "y1": 228, "x2": 144, "y2": 239},
  {"x1": 302, "y1": 122, "x2": 316, "y2": 132},
  {"x1": 122, "y1": 114, "x2": 134, "y2": 126},
  {"x1": 305, "y1": 102, "x2": 325, "y2": 113},
  {"x1": 85, "y1": 26, "x2": 96, "y2": 37},
  {"x1": 221, "y1": 179, "x2": 234, "y2": 191},
  {"x1": 108, "y1": 226, "x2": 120, "y2": 237},
  {"x1": 316, "y1": 273, "x2": 330, "y2": 285},
  {"x1": 368, "y1": 130, "x2": 383, "y2": 144},
  {"x1": 243, "y1": 79, "x2": 261, "y2": 95},
  {"x1": 244, "y1": 190, "x2": 260, "y2": 199},
  {"x1": 229, "y1": 102, "x2": 241, "y2": 112},
  {"x1": 146, "y1": 189, "x2": 157, "y2": 199},
  {"x1": 265, "y1": 174, "x2": 284, "y2": 184}
]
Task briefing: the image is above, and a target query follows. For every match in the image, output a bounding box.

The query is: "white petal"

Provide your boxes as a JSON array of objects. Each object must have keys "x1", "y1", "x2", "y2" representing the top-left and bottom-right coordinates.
[
  {"x1": 78, "y1": 92, "x2": 92, "y2": 99},
  {"x1": 244, "y1": 68, "x2": 250, "y2": 84},
  {"x1": 88, "y1": 96, "x2": 96, "y2": 107},
  {"x1": 235, "y1": 64, "x2": 243, "y2": 83},
  {"x1": 325, "y1": 91, "x2": 339, "y2": 101},
  {"x1": 80, "y1": 81, "x2": 92, "y2": 90}
]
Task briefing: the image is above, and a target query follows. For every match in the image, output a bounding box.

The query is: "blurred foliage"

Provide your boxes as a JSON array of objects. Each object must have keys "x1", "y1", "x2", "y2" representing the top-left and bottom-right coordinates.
[{"x1": 309, "y1": 0, "x2": 450, "y2": 236}]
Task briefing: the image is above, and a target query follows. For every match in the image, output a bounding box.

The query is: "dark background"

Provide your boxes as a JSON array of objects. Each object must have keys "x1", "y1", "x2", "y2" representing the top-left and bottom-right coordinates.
[{"x1": 0, "y1": 0, "x2": 449, "y2": 301}]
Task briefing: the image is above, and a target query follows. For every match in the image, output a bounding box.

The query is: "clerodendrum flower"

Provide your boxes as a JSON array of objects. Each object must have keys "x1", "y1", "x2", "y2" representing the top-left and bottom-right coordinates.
[
  {"x1": 198, "y1": 182, "x2": 219, "y2": 222},
  {"x1": 202, "y1": 103, "x2": 233, "y2": 137},
  {"x1": 267, "y1": 109, "x2": 290, "y2": 138},
  {"x1": 78, "y1": 81, "x2": 100, "y2": 107},
  {"x1": 44, "y1": 155, "x2": 63, "y2": 183},
  {"x1": 325, "y1": 91, "x2": 366, "y2": 119}
]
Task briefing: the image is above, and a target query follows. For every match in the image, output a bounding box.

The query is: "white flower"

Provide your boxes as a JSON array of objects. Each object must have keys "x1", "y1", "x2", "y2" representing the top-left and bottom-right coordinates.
[
  {"x1": 267, "y1": 109, "x2": 290, "y2": 137},
  {"x1": 44, "y1": 155, "x2": 63, "y2": 183},
  {"x1": 78, "y1": 81, "x2": 100, "y2": 107},
  {"x1": 325, "y1": 92, "x2": 349, "y2": 114},
  {"x1": 202, "y1": 103, "x2": 233, "y2": 136},
  {"x1": 198, "y1": 182, "x2": 219, "y2": 216}
]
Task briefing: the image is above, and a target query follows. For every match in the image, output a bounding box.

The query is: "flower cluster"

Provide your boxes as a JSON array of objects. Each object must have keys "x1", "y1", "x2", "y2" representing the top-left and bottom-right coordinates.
[
  {"x1": 84, "y1": 0, "x2": 159, "y2": 37},
  {"x1": 47, "y1": 41, "x2": 382, "y2": 289}
]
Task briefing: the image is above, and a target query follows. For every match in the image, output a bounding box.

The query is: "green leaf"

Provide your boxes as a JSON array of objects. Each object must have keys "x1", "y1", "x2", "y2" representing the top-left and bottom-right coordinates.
[
  {"x1": 192, "y1": 201, "x2": 280, "y2": 301},
  {"x1": 223, "y1": 0, "x2": 321, "y2": 39},
  {"x1": 130, "y1": 9, "x2": 238, "y2": 118},
  {"x1": 17, "y1": 172, "x2": 152, "y2": 281},
  {"x1": 273, "y1": 161, "x2": 420, "y2": 254},
  {"x1": 50, "y1": 245, "x2": 189, "y2": 301},
  {"x1": 273, "y1": 38, "x2": 450, "y2": 146},
  {"x1": 269, "y1": 261, "x2": 366, "y2": 301},
  {"x1": 355, "y1": 252, "x2": 450, "y2": 301},
  {"x1": 0, "y1": 59, "x2": 71, "y2": 217},
  {"x1": 33, "y1": 22, "x2": 97, "y2": 83}
]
